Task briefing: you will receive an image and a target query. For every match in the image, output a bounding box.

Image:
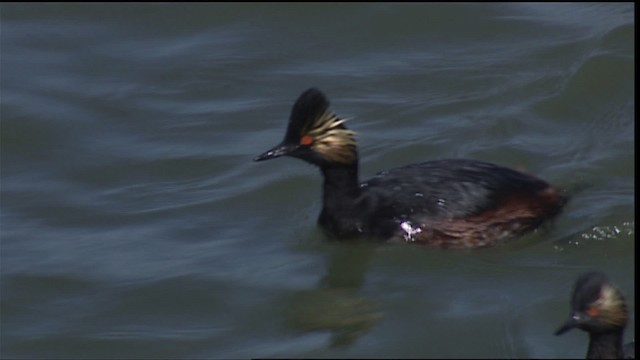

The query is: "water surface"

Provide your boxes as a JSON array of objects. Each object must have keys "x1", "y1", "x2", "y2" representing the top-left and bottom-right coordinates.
[{"x1": 1, "y1": 3, "x2": 634, "y2": 359}]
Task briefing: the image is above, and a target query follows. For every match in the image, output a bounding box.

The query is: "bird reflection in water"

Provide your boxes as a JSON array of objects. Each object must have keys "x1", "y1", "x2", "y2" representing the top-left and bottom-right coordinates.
[{"x1": 285, "y1": 242, "x2": 382, "y2": 347}]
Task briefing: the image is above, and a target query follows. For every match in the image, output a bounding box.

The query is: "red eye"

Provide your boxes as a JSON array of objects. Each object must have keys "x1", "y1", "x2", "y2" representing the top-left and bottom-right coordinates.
[
  {"x1": 586, "y1": 307, "x2": 599, "y2": 317},
  {"x1": 300, "y1": 135, "x2": 314, "y2": 145}
]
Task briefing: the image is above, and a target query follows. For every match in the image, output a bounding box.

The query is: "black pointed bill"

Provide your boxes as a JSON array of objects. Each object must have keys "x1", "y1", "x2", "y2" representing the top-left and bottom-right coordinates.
[
  {"x1": 254, "y1": 143, "x2": 300, "y2": 162},
  {"x1": 554, "y1": 314, "x2": 582, "y2": 335}
]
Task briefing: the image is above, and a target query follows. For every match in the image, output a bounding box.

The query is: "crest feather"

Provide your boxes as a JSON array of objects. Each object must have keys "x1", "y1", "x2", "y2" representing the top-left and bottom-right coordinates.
[
  {"x1": 304, "y1": 110, "x2": 357, "y2": 164},
  {"x1": 596, "y1": 284, "x2": 628, "y2": 328}
]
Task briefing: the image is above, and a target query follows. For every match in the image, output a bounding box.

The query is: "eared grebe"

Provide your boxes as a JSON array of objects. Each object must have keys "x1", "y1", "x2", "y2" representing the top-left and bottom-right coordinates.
[
  {"x1": 555, "y1": 272, "x2": 635, "y2": 359},
  {"x1": 254, "y1": 88, "x2": 567, "y2": 248}
]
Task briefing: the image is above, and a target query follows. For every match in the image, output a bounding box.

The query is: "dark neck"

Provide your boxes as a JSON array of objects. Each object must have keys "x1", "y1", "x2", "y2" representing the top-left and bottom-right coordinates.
[
  {"x1": 316, "y1": 161, "x2": 363, "y2": 237},
  {"x1": 320, "y1": 162, "x2": 361, "y2": 205},
  {"x1": 586, "y1": 329, "x2": 625, "y2": 359}
]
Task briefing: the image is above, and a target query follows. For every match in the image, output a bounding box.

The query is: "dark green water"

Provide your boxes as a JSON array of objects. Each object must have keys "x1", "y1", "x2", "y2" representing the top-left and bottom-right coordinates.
[{"x1": 1, "y1": 3, "x2": 634, "y2": 359}]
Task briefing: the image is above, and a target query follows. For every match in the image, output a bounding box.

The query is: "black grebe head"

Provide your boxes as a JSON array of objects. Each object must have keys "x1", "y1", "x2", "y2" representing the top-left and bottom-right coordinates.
[
  {"x1": 254, "y1": 88, "x2": 357, "y2": 167},
  {"x1": 555, "y1": 272, "x2": 633, "y2": 359},
  {"x1": 555, "y1": 272, "x2": 628, "y2": 336}
]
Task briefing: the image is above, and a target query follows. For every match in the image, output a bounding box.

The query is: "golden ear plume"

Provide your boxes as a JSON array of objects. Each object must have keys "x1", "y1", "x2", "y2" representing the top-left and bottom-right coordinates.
[
  {"x1": 304, "y1": 111, "x2": 357, "y2": 164},
  {"x1": 596, "y1": 284, "x2": 628, "y2": 328}
]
